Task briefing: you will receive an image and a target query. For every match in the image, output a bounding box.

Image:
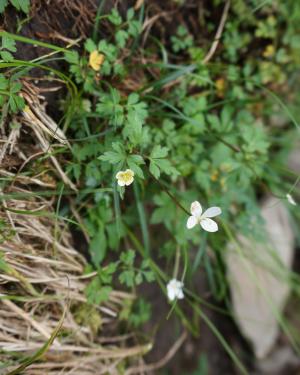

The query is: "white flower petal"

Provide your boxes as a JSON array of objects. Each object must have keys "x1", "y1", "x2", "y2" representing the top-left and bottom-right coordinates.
[
  {"x1": 117, "y1": 179, "x2": 126, "y2": 187},
  {"x1": 187, "y1": 215, "x2": 197, "y2": 229},
  {"x1": 167, "y1": 288, "x2": 176, "y2": 301},
  {"x1": 125, "y1": 176, "x2": 134, "y2": 186},
  {"x1": 286, "y1": 193, "x2": 297, "y2": 206},
  {"x1": 190, "y1": 201, "x2": 202, "y2": 217},
  {"x1": 202, "y1": 206, "x2": 222, "y2": 218},
  {"x1": 167, "y1": 279, "x2": 184, "y2": 301},
  {"x1": 125, "y1": 169, "x2": 134, "y2": 177},
  {"x1": 177, "y1": 288, "x2": 184, "y2": 299},
  {"x1": 200, "y1": 218, "x2": 218, "y2": 232},
  {"x1": 116, "y1": 171, "x2": 123, "y2": 179}
]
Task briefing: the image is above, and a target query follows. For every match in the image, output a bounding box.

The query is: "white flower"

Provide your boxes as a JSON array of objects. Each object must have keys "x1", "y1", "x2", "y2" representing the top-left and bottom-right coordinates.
[
  {"x1": 286, "y1": 193, "x2": 297, "y2": 206},
  {"x1": 116, "y1": 169, "x2": 134, "y2": 186},
  {"x1": 186, "y1": 201, "x2": 221, "y2": 232},
  {"x1": 167, "y1": 279, "x2": 184, "y2": 301}
]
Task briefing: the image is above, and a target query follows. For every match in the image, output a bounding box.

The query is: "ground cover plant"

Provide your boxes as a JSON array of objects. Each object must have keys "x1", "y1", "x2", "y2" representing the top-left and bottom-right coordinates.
[{"x1": 0, "y1": 0, "x2": 300, "y2": 373}]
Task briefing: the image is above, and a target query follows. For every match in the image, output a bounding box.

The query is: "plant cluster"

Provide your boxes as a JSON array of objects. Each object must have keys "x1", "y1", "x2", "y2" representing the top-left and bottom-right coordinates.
[{"x1": 1, "y1": 0, "x2": 300, "y2": 371}]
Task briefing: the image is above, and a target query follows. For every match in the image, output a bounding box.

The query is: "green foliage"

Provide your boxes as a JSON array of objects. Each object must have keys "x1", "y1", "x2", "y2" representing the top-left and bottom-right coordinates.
[
  {"x1": 2, "y1": 1, "x2": 300, "y2": 368},
  {"x1": 119, "y1": 250, "x2": 154, "y2": 287},
  {"x1": 0, "y1": 0, "x2": 30, "y2": 14},
  {"x1": 171, "y1": 25, "x2": 194, "y2": 52},
  {"x1": 0, "y1": 35, "x2": 17, "y2": 61},
  {"x1": 60, "y1": 2, "x2": 300, "y2": 327},
  {"x1": 0, "y1": 74, "x2": 25, "y2": 112},
  {"x1": 84, "y1": 263, "x2": 117, "y2": 305}
]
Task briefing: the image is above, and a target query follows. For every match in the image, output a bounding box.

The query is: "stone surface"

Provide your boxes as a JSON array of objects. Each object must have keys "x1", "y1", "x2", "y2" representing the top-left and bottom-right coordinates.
[{"x1": 226, "y1": 196, "x2": 295, "y2": 358}]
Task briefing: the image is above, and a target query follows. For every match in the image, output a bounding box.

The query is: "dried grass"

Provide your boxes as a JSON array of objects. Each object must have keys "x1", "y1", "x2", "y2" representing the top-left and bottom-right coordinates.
[{"x1": 0, "y1": 83, "x2": 150, "y2": 374}]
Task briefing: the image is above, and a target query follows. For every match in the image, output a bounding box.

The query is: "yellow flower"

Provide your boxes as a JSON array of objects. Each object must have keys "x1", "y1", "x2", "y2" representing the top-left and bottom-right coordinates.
[
  {"x1": 263, "y1": 45, "x2": 275, "y2": 58},
  {"x1": 89, "y1": 50, "x2": 105, "y2": 71},
  {"x1": 116, "y1": 169, "x2": 134, "y2": 187},
  {"x1": 215, "y1": 78, "x2": 226, "y2": 98},
  {"x1": 23, "y1": 105, "x2": 31, "y2": 113},
  {"x1": 210, "y1": 170, "x2": 219, "y2": 182}
]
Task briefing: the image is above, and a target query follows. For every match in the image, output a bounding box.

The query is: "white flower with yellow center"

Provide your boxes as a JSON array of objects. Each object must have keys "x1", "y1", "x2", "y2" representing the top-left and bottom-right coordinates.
[
  {"x1": 187, "y1": 201, "x2": 221, "y2": 232},
  {"x1": 167, "y1": 279, "x2": 184, "y2": 301},
  {"x1": 286, "y1": 193, "x2": 297, "y2": 206},
  {"x1": 116, "y1": 169, "x2": 134, "y2": 187}
]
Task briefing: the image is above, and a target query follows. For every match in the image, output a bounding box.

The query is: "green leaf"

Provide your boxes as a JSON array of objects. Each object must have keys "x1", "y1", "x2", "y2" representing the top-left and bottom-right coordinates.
[
  {"x1": 149, "y1": 146, "x2": 179, "y2": 179},
  {"x1": 10, "y1": 0, "x2": 30, "y2": 13},
  {"x1": 0, "y1": 50, "x2": 13, "y2": 61},
  {"x1": 89, "y1": 228, "x2": 107, "y2": 265},
  {"x1": 13, "y1": 95, "x2": 25, "y2": 111},
  {"x1": 116, "y1": 30, "x2": 128, "y2": 48},
  {"x1": 1, "y1": 35, "x2": 16, "y2": 52},
  {"x1": 0, "y1": 74, "x2": 8, "y2": 90},
  {"x1": 149, "y1": 161, "x2": 160, "y2": 179},
  {"x1": 0, "y1": 0, "x2": 8, "y2": 13},
  {"x1": 150, "y1": 145, "x2": 168, "y2": 159},
  {"x1": 64, "y1": 50, "x2": 79, "y2": 65},
  {"x1": 107, "y1": 8, "x2": 122, "y2": 26},
  {"x1": 85, "y1": 277, "x2": 112, "y2": 305},
  {"x1": 10, "y1": 81, "x2": 22, "y2": 94},
  {"x1": 96, "y1": 89, "x2": 124, "y2": 126},
  {"x1": 84, "y1": 38, "x2": 97, "y2": 52},
  {"x1": 119, "y1": 269, "x2": 135, "y2": 287},
  {"x1": 120, "y1": 249, "x2": 135, "y2": 266},
  {"x1": 98, "y1": 40, "x2": 118, "y2": 62},
  {"x1": 127, "y1": 154, "x2": 145, "y2": 178},
  {"x1": 128, "y1": 20, "x2": 141, "y2": 37},
  {"x1": 99, "y1": 142, "x2": 126, "y2": 165},
  {"x1": 127, "y1": 8, "x2": 134, "y2": 21},
  {"x1": 127, "y1": 159, "x2": 144, "y2": 178}
]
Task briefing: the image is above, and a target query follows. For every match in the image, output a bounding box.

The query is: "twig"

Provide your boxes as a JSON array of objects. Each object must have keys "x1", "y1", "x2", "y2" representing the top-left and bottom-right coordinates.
[
  {"x1": 203, "y1": 0, "x2": 231, "y2": 64},
  {"x1": 125, "y1": 330, "x2": 187, "y2": 375}
]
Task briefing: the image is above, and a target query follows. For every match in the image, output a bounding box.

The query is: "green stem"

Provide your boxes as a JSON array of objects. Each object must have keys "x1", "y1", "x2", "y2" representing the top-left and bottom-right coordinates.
[{"x1": 133, "y1": 182, "x2": 150, "y2": 256}]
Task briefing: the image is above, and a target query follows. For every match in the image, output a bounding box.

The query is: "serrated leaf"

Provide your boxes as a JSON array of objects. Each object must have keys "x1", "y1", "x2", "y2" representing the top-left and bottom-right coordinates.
[
  {"x1": 64, "y1": 50, "x2": 79, "y2": 64},
  {"x1": 13, "y1": 95, "x2": 25, "y2": 111},
  {"x1": 2, "y1": 35, "x2": 16, "y2": 52},
  {"x1": 127, "y1": 93, "x2": 139, "y2": 105},
  {"x1": 99, "y1": 151, "x2": 124, "y2": 164},
  {"x1": 10, "y1": 0, "x2": 30, "y2": 13},
  {"x1": 107, "y1": 8, "x2": 122, "y2": 25},
  {"x1": 116, "y1": 30, "x2": 128, "y2": 48},
  {"x1": 10, "y1": 81, "x2": 22, "y2": 94},
  {"x1": 127, "y1": 158, "x2": 144, "y2": 178},
  {"x1": 120, "y1": 249, "x2": 135, "y2": 265},
  {"x1": 84, "y1": 38, "x2": 97, "y2": 52},
  {"x1": 119, "y1": 269, "x2": 135, "y2": 287},
  {"x1": 0, "y1": 50, "x2": 13, "y2": 62},
  {"x1": 127, "y1": 7, "x2": 134, "y2": 20},
  {"x1": 128, "y1": 20, "x2": 141, "y2": 37},
  {"x1": 150, "y1": 145, "x2": 169, "y2": 159},
  {"x1": 149, "y1": 160, "x2": 160, "y2": 179}
]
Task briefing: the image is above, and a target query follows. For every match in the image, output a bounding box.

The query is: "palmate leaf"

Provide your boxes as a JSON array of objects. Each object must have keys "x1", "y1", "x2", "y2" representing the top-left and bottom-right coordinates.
[
  {"x1": 149, "y1": 146, "x2": 179, "y2": 179},
  {"x1": 99, "y1": 142, "x2": 126, "y2": 165}
]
